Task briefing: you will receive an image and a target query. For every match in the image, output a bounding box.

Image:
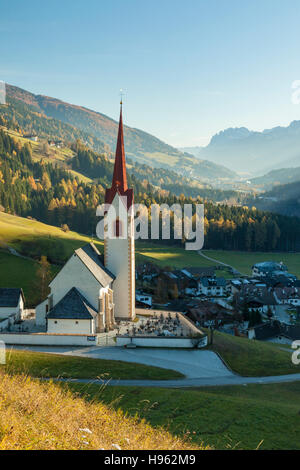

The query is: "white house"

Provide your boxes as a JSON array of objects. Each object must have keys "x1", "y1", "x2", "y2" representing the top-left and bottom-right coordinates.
[
  {"x1": 252, "y1": 261, "x2": 288, "y2": 277},
  {"x1": 0, "y1": 288, "x2": 24, "y2": 321},
  {"x1": 35, "y1": 102, "x2": 136, "y2": 335},
  {"x1": 136, "y1": 291, "x2": 152, "y2": 307},
  {"x1": 198, "y1": 276, "x2": 227, "y2": 297}
]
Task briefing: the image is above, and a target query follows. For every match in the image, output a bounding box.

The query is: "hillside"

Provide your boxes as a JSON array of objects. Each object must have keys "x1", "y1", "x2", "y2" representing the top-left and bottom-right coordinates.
[
  {"x1": 1, "y1": 125, "x2": 300, "y2": 255},
  {"x1": 250, "y1": 167, "x2": 300, "y2": 189},
  {"x1": 3, "y1": 84, "x2": 236, "y2": 182},
  {"x1": 182, "y1": 121, "x2": 300, "y2": 175},
  {"x1": 0, "y1": 372, "x2": 200, "y2": 450},
  {"x1": 79, "y1": 381, "x2": 300, "y2": 450},
  {"x1": 248, "y1": 180, "x2": 300, "y2": 218}
]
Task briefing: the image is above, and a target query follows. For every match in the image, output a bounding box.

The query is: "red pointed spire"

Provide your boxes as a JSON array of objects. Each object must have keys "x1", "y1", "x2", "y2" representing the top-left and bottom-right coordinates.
[
  {"x1": 105, "y1": 102, "x2": 133, "y2": 209},
  {"x1": 112, "y1": 103, "x2": 127, "y2": 192}
]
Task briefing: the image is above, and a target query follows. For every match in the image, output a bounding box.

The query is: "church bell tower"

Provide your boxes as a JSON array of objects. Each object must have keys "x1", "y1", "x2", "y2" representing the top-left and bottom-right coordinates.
[{"x1": 104, "y1": 102, "x2": 135, "y2": 320}]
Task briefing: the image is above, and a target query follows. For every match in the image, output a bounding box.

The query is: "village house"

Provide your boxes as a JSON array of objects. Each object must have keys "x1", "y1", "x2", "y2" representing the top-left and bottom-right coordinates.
[
  {"x1": 198, "y1": 275, "x2": 228, "y2": 297},
  {"x1": 234, "y1": 284, "x2": 277, "y2": 315},
  {"x1": 0, "y1": 288, "x2": 25, "y2": 328},
  {"x1": 274, "y1": 287, "x2": 300, "y2": 307},
  {"x1": 248, "y1": 320, "x2": 300, "y2": 345},
  {"x1": 252, "y1": 261, "x2": 288, "y2": 277},
  {"x1": 136, "y1": 291, "x2": 152, "y2": 308},
  {"x1": 23, "y1": 134, "x2": 38, "y2": 142},
  {"x1": 186, "y1": 299, "x2": 234, "y2": 328}
]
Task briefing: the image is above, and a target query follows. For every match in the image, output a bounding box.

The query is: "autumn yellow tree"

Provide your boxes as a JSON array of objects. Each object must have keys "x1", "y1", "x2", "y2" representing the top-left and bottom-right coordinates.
[{"x1": 35, "y1": 256, "x2": 52, "y2": 301}]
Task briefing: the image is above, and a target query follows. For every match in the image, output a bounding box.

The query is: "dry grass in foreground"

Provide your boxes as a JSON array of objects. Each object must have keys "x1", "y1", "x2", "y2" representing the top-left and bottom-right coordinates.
[{"x1": 0, "y1": 372, "x2": 207, "y2": 450}]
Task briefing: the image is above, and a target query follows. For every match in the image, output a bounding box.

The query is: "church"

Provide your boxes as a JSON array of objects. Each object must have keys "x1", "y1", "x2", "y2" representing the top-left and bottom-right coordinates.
[{"x1": 36, "y1": 103, "x2": 135, "y2": 334}]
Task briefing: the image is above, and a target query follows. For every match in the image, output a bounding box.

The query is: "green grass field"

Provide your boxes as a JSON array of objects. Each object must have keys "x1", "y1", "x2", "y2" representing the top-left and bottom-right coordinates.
[
  {"x1": 204, "y1": 250, "x2": 300, "y2": 278},
  {"x1": 207, "y1": 330, "x2": 300, "y2": 376},
  {"x1": 0, "y1": 211, "x2": 101, "y2": 255},
  {"x1": 1, "y1": 211, "x2": 299, "y2": 306},
  {"x1": 136, "y1": 242, "x2": 300, "y2": 277},
  {"x1": 4, "y1": 349, "x2": 183, "y2": 380},
  {"x1": 0, "y1": 250, "x2": 59, "y2": 305},
  {"x1": 65, "y1": 381, "x2": 300, "y2": 450}
]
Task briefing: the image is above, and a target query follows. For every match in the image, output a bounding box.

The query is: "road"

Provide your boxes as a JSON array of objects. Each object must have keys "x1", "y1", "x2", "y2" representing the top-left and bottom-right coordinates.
[
  {"x1": 10, "y1": 345, "x2": 300, "y2": 388},
  {"x1": 55, "y1": 372, "x2": 300, "y2": 388},
  {"x1": 198, "y1": 250, "x2": 240, "y2": 275},
  {"x1": 11, "y1": 346, "x2": 233, "y2": 379}
]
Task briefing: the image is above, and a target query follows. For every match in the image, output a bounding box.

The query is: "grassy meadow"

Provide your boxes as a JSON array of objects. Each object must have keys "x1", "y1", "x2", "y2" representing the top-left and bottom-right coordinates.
[
  {"x1": 0, "y1": 372, "x2": 201, "y2": 450},
  {"x1": 0, "y1": 211, "x2": 102, "y2": 256},
  {"x1": 67, "y1": 381, "x2": 300, "y2": 450},
  {"x1": 0, "y1": 251, "x2": 59, "y2": 305},
  {"x1": 4, "y1": 349, "x2": 183, "y2": 380},
  {"x1": 136, "y1": 241, "x2": 300, "y2": 277},
  {"x1": 0, "y1": 211, "x2": 299, "y2": 305},
  {"x1": 207, "y1": 330, "x2": 300, "y2": 376}
]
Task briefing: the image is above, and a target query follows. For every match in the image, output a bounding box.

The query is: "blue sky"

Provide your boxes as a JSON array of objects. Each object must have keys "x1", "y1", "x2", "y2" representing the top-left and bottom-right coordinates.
[{"x1": 1, "y1": 0, "x2": 300, "y2": 147}]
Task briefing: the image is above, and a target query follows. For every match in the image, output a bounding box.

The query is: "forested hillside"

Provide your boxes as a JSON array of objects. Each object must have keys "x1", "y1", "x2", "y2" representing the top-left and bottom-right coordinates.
[
  {"x1": 3, "y1": 84, "x2": 236, "y2": 182},
  {"x1": 249, "y1": 181, "x2": 300, "y2": 218},
  {"x1": 1, "y1": 129, "x2": 300, "y2": 252},
  {"x1": 0, "y1": 97, "x2": 109, "y2": 154}
]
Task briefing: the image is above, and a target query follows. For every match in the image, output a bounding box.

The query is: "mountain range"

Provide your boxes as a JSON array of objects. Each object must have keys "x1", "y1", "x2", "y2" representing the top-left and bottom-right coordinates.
[
  {"x1": 2, "y1": 84, "x2": 235, "y2": 182},
  {"x1": 180, "y1": 121, "x2": 300, "y2": 176}
]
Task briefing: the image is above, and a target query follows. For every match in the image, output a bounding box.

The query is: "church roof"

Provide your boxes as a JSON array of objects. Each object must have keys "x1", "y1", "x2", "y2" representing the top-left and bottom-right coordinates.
[
  {"x1": 0, "y1": 288, "x2": 24, "y2": 308},
  {"x1": 46, "y1": 287, "x2": 97, "y2": 320},
  {"x1": 105, "y1": 104, "x2": 133, "y2": 210},
  {"x1": 75, "y1": 243, "x2": 115, "y2": 287}
]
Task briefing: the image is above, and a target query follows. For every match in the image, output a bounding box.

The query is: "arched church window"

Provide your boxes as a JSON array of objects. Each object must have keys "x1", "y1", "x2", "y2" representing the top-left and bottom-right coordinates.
[{"x1": 114, "y1": 218, "x2": 122, "y2": 237}]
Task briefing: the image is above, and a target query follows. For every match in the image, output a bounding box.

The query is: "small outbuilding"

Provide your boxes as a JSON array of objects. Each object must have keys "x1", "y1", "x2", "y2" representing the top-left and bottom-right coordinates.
[{"x1": 0, "y1": 288, "x2": 25, "y2": 321}]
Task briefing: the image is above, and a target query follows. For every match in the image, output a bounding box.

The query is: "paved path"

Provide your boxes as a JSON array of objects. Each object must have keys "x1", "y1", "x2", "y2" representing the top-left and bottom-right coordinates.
[
  {"x1": 55, "y1": 372, "x2": 300, "y2": 388},
  {"x1": 198, "y1": 250, "x2": 240, "y2": 275},
  {"x1": 11, "y1": 345, "x2": 300, "y2": 388},
  {"x1": 11, "y1": 346, "x2": 233, "y2": 379}
]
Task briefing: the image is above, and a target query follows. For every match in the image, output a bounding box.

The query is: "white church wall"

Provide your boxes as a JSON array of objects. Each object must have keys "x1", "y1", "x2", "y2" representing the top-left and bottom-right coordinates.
[
  {"x1": 35, "y1": 299, "x2": 48, "y2": 326},
  {"x1": 105, "y1": 194, "x2": 135, "y2": 320},
  {"x1": 0, "y1": 333, "x2": 97, "y2": 346},
  {"x1": 49, "y1": 254, "x2": 103, "y2": 309},
  {"x1": 47, "y1": 318, "x2": 94, "y2": 335},
  {"x1": 116, "y1": 335, "x2": 208, "y2": 348}
]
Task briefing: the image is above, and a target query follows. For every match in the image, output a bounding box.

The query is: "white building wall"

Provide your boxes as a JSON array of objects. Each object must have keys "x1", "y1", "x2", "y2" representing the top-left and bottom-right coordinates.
[
  {"x1": 49, "y1": 254, "x2": 102, "y2": 309},
  {"x1": 105, "y1": 194, "x2": 135, "y2": 320},
  {"x1": 36, "y1": 299, "x2": 48, "y2": 326},
  {"x1": 116, "y1": 335, "x2": 208, "y2": 348},
  {"x1": 47, "y1": 319, "x2": 94, "y2": 334},
  {"x1": 0, "y1": 333, "x2": 97, "y2": 346}
]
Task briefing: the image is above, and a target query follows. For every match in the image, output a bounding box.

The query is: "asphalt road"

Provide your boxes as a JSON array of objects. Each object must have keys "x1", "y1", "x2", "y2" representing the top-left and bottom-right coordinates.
[
  {"x1": 10, "y1": 344, "x2": 300, "y2": 388},
  {"x1": 56, "y1": 372, "x2": 300, "y2": 388}
]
